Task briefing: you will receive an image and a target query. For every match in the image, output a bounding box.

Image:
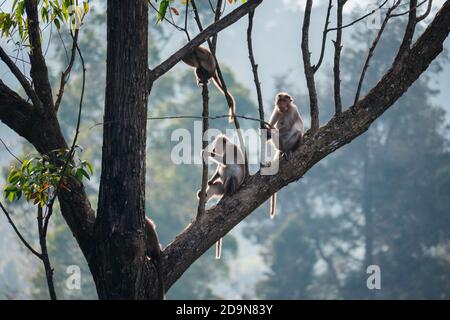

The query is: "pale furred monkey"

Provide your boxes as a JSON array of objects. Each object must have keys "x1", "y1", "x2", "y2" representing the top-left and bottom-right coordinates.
[
  {"x1": 197, "y1": 134, "x2": 246, "y2": 258},
  {"x1": 182, "y1": 45, "x2": 236, "y2": 123},
  {"x1": 266, "y1": 92, "x2": 304, "y2": 219}
]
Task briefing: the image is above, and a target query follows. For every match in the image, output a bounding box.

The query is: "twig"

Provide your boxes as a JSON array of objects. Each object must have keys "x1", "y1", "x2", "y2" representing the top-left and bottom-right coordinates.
[
  {"x1": 327, "y1": 0, "x2": 389, "y2": 33},
  {"x1": 0, "y1": 46, "x2": 41, "y2": 108},
  {"x1": 417, "y1": 0, "x2": 432, "y2": 22},
  {"x1": 391, "y1": 0, "x2": 427, "y2": 17},
  {"x1": 55, "y1": 29, "x2": 79, "y2": 112},
  {"x1": 37, "y1": 206, "x2": 57, "y2": 300},
  {"x1": 0, "y1": 202, "x2": 42, "y2": 259},
  {"x1": 312, "y1": 0, "x2": 333, "y2": 73},
  {"x1": 354, "y1": 1, "x2": 402, "y2": 104},
  {"x1": 0, "y1": 137, "x2": 22, "y2": 163}
]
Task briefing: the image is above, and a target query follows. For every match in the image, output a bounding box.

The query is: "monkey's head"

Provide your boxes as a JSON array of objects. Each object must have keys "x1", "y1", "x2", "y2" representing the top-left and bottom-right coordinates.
[
  {"x1": 275, "y1": 92, "x2": 293, "y2": 112},
  {"x1": 212, "y1": 134, "x2": 229, "y2": 155}
]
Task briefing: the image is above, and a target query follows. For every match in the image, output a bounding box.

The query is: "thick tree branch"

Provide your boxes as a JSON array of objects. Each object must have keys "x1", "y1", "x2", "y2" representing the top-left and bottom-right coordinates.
[
  {"x1": 148, "y1": 0, "x2": 263, "y2": 84},
  {"x1": 161, "y1": 0, "x2": 450, "y2": 290},
  {"x1": 0, "y1": 80, "x2": 37, "y2": 141},
  {"x1": 24, "y1": 0, "x2": 54, "y2": 109},
  {"x1": 301, "y1": 0, "x2": 319, "y2": 134}
]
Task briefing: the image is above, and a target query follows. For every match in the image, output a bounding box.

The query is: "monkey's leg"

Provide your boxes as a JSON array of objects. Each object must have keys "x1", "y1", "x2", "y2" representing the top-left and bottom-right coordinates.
[
  {"x1": 208, "y1": 167, "x2": 221, "y2": 185},
  {"x1": 202, "y1": 181, "x2": 225, "y2": 203},
  {"x1": 196, "y1": 67, "x2": 210, "y2": 86}
]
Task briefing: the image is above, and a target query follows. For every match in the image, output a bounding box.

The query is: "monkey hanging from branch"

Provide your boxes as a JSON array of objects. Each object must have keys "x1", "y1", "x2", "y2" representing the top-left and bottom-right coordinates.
[
  {"x1": 182, "y1": 45, "x2": 236, "y2": 123},
  {"x1": 197, "y1": 134, "x2": 246, "y2": 259},
  {"x1": 266, "y1": 92, "x2": 304, "y2": 219}
]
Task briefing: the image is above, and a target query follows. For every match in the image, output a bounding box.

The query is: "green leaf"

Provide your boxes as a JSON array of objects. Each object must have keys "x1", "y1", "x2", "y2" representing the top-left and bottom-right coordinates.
[{"x1": 157, "y1": 0, "x2": 170, "y2": 23}]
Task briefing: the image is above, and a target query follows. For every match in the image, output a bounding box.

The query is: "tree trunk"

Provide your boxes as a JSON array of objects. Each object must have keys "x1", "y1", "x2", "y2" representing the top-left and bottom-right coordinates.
[{"x1": 92, "y1": 0, "x2": 156, "y2": 299}]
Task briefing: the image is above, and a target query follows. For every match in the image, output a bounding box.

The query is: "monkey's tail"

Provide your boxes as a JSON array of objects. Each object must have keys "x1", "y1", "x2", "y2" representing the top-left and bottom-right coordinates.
[
  {"x1": 212, "y1": 73, "x2": 236, "y2": 123},
  {"x1": 215, "y1": 238, "x2": 223, "y2": 259},
  {"x1": 270, "y1": 193, "x2": 277, "y2": 219}
]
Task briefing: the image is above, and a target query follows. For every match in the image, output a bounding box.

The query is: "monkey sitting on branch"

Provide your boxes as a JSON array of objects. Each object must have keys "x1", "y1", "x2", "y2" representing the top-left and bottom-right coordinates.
[
  {"x1": 197, "y1": 134, "x2": 246, "y2": 259},
  {"x1": 266, "y1": 92, "x2": 304, "y2": 219},
  {"x1": 182, "y1": 45, "x2": 236, "y2": 123}
]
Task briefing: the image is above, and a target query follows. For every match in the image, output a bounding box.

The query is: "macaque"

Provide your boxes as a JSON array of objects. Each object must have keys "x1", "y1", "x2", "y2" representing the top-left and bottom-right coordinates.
[
  {"x1": 197, "y1": 134, "x2": 246, "y2": 259},
  {"x1": 266, "y1": 92, "x2": 304, "y2": 219},
  {"x1": 182, "y1": 45, "x2": 236, "y2": 123},
  {"x1": 145, "y1": 217, "x2": 164, "y2": 299}
]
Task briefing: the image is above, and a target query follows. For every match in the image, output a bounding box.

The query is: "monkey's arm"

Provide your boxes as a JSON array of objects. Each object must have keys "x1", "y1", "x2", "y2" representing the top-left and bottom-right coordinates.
[
  {"x1": 266, "y1": 109, "x2": 281, "y2": 141},
  {"x1": 208, "y1": 151, "x2": 225, "y2": 166}
]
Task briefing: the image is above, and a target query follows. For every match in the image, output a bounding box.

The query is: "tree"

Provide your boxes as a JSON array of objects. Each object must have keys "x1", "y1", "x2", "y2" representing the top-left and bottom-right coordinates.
[{"x1": 1, "y1": 0, "x2": 450, "y2": 299}]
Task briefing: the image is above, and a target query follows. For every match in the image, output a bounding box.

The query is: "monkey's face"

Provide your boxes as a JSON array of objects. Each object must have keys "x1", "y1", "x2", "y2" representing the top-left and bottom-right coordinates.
[{"x1": 276, "y1": 94, "x2": 292, "y2": 112}]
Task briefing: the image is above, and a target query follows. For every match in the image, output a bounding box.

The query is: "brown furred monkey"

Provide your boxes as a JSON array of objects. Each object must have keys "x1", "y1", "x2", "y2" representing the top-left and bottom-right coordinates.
[
  {"x1": 144, "y1": 217, "x2": 165, "y2": 299},
  {"x1": 182, "y1": 45, "x2": 236, "y2": 123},
  {"x1": 266, "y1": 92, "x2": 304, "y2": 219},
  {"x1": 197, "y1": 134, "x2": 246, "y2": 258}
]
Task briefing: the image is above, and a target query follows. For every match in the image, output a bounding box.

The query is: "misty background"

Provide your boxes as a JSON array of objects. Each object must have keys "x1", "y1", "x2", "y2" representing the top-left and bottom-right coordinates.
[{"x1": 1, "y1": 0, "x2": 449, "y2": 299}]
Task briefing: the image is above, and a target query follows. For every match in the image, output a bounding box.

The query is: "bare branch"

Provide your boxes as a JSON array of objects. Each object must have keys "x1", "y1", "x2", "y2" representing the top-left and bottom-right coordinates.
[
  {"x1": 333, "y1": 0, "x2": 346, "y2": 114},
  {"x1": 161, "y1": 0, "x2": 450, "y2": 289},
  {"x1": 247, "y1": 9, "x2": 267, "y2": 166},
  {"x1": 211, "y1": 0, "x2": 224, "y2": 52},
  {"x1": 197, "y1": 84, "x2": 209, "y2": 218},
  {"x1": 55, "y1": 29, "x2": 79, "y2": 112},
  {"x1": 37, "y1": 206, "x2": 57, "y2": 300},
  {"x1": 148, "y1": 0, "x2": 263, "y2": 84},
  {"x1": 0, "y1": 46, "x2": 41, "y2": 108},
  {"x1": 394, "y1": 0, "x2": 419, "y2": 63},
  {"x1": 354, "y1": 1, "x2": 401, "y2": 104},
  {"x1": 327, "y1": 0, "x2": 389, "y2": 33},
  {"x1": 417, "y1": 0, "x2": 433, "y2": 21},
  {"x1": 313, "y1": 0, "x2": 333, "y2": 73},
  {"x1": 0, "y1": 202, "x2": 42, "y2": 259},
  {"x1": 301, "y1": 0, "x2": 319, "y2": 134}
]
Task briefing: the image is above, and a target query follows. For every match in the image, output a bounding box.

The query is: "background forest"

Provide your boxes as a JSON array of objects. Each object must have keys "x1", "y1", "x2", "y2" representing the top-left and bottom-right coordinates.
[{"x1": 1, "y1": 0, "x2": 449, "y2": 299}]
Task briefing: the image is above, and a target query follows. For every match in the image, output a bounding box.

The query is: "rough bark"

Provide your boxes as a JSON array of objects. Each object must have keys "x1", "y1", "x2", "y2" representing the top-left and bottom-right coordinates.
[{"x1": 92, "y1": 0, "x2": 158, "y2": 299}]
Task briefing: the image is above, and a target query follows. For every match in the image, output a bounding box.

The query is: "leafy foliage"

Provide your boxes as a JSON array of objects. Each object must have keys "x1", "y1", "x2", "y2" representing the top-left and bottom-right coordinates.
[
  {"x1": 4, "y1": 147, "x2": 93, "y2": 208},
  {"x1": 0, "y1": 0, "x2": 89, "y2": 39}
]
